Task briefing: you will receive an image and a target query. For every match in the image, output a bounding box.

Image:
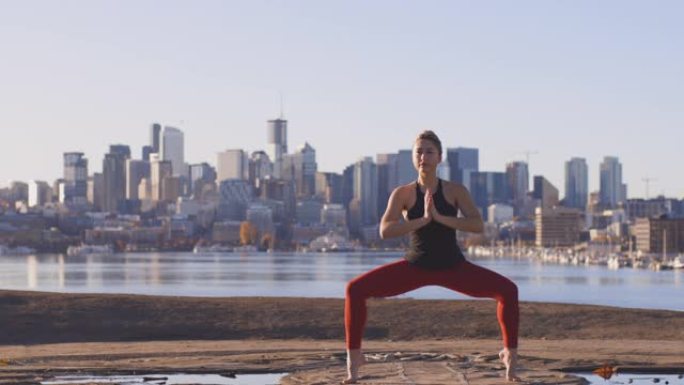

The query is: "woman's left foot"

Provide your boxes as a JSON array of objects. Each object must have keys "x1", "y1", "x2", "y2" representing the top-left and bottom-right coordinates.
[{"x1": 499, "y1": 348, "x2": 522, "y2": 382}]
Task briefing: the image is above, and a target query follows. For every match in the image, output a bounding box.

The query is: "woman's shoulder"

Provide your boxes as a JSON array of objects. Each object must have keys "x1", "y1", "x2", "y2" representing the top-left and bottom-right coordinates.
[
  {"x1": 392, "y1": 182, "x2": 417, "y2": 197},
  {"x1": 440, "y1": 180, "x2": 470, "y2": 201},
  {"x1": 441, "y1": 179, "x2": 468, "y2": 194}
]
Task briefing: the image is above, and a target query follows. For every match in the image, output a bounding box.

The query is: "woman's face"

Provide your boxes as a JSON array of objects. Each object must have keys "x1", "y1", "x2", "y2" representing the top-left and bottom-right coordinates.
[{"x1": 413, "y1": 139, "x2": 441, "y2": 173}]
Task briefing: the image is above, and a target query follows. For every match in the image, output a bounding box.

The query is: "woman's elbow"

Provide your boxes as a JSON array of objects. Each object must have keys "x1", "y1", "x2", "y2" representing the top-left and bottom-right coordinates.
[{"x1": 474, "y1": 220, "x2": 484, "y2": 233}]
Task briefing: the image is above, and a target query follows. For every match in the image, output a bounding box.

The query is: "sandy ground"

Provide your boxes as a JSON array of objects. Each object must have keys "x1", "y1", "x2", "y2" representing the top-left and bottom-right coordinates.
[{"x1": 1, "y1": 290, "x2": 683, "y2": 384}]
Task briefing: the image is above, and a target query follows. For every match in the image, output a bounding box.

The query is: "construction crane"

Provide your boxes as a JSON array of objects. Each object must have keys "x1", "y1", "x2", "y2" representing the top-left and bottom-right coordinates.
[
  {"x1": 642, "y1": 177, "x2": 657, "y2": 199},
  {"x1": 519, "y1": 150, "x2": 538, "y2": 165}
]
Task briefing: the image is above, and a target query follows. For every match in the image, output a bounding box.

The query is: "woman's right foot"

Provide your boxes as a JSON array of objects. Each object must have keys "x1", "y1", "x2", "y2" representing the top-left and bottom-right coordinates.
[{"x1": 342, "y1": 349, "x2": 365, "y2": 384}]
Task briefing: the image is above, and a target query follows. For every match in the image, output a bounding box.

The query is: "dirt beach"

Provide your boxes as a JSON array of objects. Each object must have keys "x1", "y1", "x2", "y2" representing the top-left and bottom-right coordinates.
[{"x1": 0, "y1": 290, "x2": 682, "y2": 384}]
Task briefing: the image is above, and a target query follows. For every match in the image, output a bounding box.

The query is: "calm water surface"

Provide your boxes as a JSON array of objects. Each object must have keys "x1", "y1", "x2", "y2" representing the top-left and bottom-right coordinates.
[{"x1": 0, "y1": 251, "x2": 681, "y2": 311}]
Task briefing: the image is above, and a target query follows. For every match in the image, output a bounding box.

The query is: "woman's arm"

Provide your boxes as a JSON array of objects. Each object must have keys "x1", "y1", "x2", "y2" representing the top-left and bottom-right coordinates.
[
  {"x1": 379, "y1": 186, "x2": 430, "y2": 239},
  {"x1": 430, "y1": 184, "x2": 484, "y2": 233}
]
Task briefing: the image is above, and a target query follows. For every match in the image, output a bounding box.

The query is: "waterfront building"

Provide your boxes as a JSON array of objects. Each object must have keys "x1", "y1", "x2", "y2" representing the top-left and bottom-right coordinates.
[
  {"x1": 634, "y1": 217, "x2": 684, "y2": 254},
  {"x1": 296, "y1": 199, "x2": 323, "y2": 226},
  {"x1": 535, "y1": 206, "x2": 582, "y2": 247}
]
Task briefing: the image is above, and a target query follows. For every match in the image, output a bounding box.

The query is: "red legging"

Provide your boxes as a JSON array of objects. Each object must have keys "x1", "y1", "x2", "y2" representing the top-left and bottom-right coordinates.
[{"x1": 345, "y1": 259, "x2": 519, "y2": 350}]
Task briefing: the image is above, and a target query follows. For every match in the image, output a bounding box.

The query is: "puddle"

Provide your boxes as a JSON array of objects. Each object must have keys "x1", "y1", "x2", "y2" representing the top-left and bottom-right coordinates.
[
  {"x1": 41, "y1": 373, "x2": 285, "y2": 385},
  {"x1": 576, "y1": 372, "x2": 684, "y2": 384}
]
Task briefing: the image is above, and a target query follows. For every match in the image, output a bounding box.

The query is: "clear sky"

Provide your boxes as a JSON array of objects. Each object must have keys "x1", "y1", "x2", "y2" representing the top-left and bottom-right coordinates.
[{"x1": 1, "y1": 1, "x2": 682, "y2": 198}]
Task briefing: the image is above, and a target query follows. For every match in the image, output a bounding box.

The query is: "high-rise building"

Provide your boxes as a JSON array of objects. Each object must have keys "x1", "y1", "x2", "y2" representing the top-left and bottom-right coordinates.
[
  {"x1": 150, "y1": 123, "x2": 161, "y2": 153},
  {"x1": 353, "y1": 157, "x2": 378, "y2": 227},
  {"x1": 125, "y1": 159, "x2": 150, "y2": 200},
  {"x1": 161, "y1": 126, "x2": 184, "y2": 177},
  {"x1": 470, "y1": 171, "x2": 509, "y2": 219},
  {"x1": 267, "y1": 118, "x2": 288, "y2": 178},
  {"x1": 396, "y1": 150, "x2": 416, "y2": 186},
  {"x1": 533, "y1": 176, "x2": 559, "y2": 210},
  {"x1": 150, "y1": 154, "x2": 173, "y2": 201},
  {"x1": 564, "y1": 157, "x2": 588, "y2": 210},
  {"x1": 600, "y1": 156, "x2": 625, "y2": 208},
  {"x1": 376, "y1": 153, "x2": 399, "y2": 220},
  {"x1": 63, "y1": 152, "x2": 88, "y2": 208},
  {"x1": 87, "y1": 173, "x2": 104, "y2": 211},
  {"x1": 248, "y1": 151, "x2": 273, "y2": 191},
  {"x1": 142, "y1": 146, "x2": 154, "y2": 162},
  {"x1": 289, "y1": 142, "x2": 317, "y2": 198},
  {"x1": 506, "y1": 161, "x2": 529, "y2": 206},
  {"x1": 189, "y1": 163, "x2": 217, "y2": 197},
  {"x1": 103, "y1": 145, "x2": 131, "y2": 212},
  {"x1": 315, "y1": 172, "x2": 344, "y2": 204},
  {"x1": 28, "y1": 180, "x2": 51, "y2": 207},
  {"x1": 217, "y1": 149, "x2": 248, "y2": 182},
  {"x1": 447, "y1": 147, "x2": 479, "y2": 190}
]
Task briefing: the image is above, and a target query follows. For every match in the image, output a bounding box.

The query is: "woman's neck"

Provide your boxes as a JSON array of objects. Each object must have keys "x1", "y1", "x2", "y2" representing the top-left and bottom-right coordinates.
[{"x1": 418, "y1": 173, "x2": 439, "y2": 192}]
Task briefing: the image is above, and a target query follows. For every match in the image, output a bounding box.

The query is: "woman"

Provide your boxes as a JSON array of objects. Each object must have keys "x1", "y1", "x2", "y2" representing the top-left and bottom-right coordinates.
[{"x1": 343, "y1": 131, "x2": 520, "y2": 383}]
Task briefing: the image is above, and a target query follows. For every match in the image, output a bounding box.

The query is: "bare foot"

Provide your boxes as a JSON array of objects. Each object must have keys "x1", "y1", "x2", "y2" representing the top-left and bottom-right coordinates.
[
  {"x1": 499, "y1": 348, "x2": 522, "y2": 382},
  {"x1": 342, "y1": 349, "x2": 365, "y2": 384}
]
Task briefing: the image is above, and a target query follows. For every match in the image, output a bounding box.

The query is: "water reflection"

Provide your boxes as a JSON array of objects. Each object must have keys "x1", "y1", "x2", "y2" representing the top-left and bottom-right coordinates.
[{"x1": 0, "y1": 252, "x2": 681, "y2": 311}]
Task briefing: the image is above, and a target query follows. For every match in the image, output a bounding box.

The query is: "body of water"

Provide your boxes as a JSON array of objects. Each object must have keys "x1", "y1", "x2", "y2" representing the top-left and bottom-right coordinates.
[{"x1": 0, "y1": 251, "x2": 682, "y2": 311}]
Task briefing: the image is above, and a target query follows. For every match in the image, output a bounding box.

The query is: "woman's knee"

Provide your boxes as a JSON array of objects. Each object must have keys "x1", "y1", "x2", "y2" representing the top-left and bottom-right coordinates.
[
  {"x1": 502, "y1": 279, "x2": 518, "y2": 302},
  {"x1": 346, "y1": 278, "x2": 366, "y2": 299}
]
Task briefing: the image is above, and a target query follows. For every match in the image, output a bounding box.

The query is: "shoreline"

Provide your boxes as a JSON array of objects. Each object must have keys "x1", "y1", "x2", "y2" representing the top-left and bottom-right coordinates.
[{"x1": 1, "y1": 290, "x2": 683, "y2": 384}]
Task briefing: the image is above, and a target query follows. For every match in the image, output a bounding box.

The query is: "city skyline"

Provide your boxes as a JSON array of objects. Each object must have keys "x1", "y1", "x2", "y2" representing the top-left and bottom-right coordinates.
[{"x1": 1, "y1": 1, "x2": 682, "y2": 198}]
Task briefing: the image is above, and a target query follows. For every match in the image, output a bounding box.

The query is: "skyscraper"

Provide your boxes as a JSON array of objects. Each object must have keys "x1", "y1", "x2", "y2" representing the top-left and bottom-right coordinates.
[
  {"x1": 564, "y1": 157, "x2": 588, "y2": 210},
  {"x1": 267, "y1": 118, "x2": 287, "y2": 178},
  {"x1": 470, "y1": 171, "x2": 509, "y2": 219},
  {"x1": 150, "y1": 123, "x2": 161, "y2": 153},
  {"x1": 376, "y1": 153, "x2": 398, "y2": 220},
  {"x1": 150, "y1": 153, "x2": 173, "y2": 201},
  {"x1": 217, "y1": 149, "x2": 248, "y2": 182},
  {"x1": 126, "y1": 159, "x2": 150, "y2": 200},
  {"x1": 506, "y1": 161, "x2": 529, "y2": 206},
  {"x1": 161, "y1": 126, "x2": 184, "y2": 177},
  {"x1": 446, "y1": 147, "x2": 479, "y2": 190},
  {"x1": 396, "y1": 150, "x2": 416, "y2": 186},
  {"x1": 28, "y1": 181, "x2": 51, "y2": 207},
  {"x1": 290, "y1": 142, "x2": 317, "y2": 198},
  {"x1": 600, "y1": 156, "x2": 625, "y2": 208},
  {"x1": 533, "y1": 175, "x2": 559, "y2": 210},
  {"x1": 353, "y1": 157, "x2": 378, "y2": 227},
  {"x1": 63, "y1": 152, "x2": 88, "y2": 208},
  {"x1": 102, "y1": 145, "x2": 131, "y2": 212}
]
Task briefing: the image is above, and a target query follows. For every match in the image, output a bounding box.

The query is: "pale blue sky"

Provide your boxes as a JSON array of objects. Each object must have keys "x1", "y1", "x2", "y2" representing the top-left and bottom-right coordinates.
[{"x1": 1, "y1": 1, "x2": 682, "y2": 198}]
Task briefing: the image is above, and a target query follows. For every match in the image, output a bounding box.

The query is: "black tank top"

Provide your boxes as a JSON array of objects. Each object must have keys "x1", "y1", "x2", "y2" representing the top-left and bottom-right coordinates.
[{"x1": 404, "y1": 179, "x2": 466, "y2": 269}]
